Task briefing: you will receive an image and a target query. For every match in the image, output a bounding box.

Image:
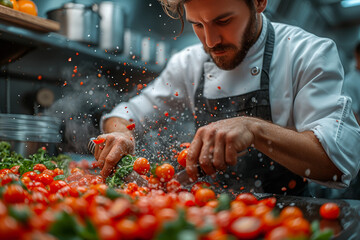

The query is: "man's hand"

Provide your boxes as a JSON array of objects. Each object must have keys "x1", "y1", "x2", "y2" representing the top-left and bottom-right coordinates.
[
  {"x1": 186, "y1": 116, "x2": 342, "y2": 183},
  {"x1": 186, "y1": 117, "x2": 254, "y2": 181},
  {"x1": 94, "y1": 117, "x2": 136, "y2": 178}
]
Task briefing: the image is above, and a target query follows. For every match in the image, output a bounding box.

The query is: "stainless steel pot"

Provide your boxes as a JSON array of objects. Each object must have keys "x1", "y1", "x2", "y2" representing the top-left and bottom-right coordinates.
[
  {"x1": 98, "y1": 1, "x2": 125, "y2": 51},
  {"x1": 47, "y1": 3, "x2": 100, "y2": 45},
  {"x1": 0, "y1": 114, "x2": 63, "y2": 157}
]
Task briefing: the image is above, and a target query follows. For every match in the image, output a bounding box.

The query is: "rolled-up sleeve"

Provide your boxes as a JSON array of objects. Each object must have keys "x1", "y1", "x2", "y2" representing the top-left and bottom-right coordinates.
[{"x1": 293, "y1": 39, "x2": 360, "y2": 188}]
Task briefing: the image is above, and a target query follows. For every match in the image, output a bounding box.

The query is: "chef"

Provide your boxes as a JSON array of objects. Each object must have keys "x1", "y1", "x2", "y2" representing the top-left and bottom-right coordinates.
[
  {"x1": 342, "y1": 42, "x2": 360, "y2": 125},
  {"x1": 94, "y1": 0, "x2": 360, "y2": 196}
]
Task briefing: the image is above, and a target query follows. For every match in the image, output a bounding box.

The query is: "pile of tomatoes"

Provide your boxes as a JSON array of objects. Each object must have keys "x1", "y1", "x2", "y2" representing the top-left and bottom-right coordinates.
[{"x1": 0, "y1": 149, "x2": 341, "y2": 239}]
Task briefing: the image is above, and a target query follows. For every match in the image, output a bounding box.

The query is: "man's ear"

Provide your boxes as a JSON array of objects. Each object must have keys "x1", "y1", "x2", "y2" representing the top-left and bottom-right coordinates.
[{"x1": 254, "y1": 0, "x2": 267, "y2": 13}]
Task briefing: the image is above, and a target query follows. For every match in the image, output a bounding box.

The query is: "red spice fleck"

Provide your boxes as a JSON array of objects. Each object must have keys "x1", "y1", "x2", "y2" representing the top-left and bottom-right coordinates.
[
  {"x1": 93, "y1": 138, "x2": 105, "y2": 144},
  {"x1": 37, "y1": 75, "x2": 42, "y2": 80},
  {"x1": 170, "y1": 117, "x2": 177, "y2": 121},
  {"x1": 126, "y1": 123, "x2": 136, "y2": 130},
  {"x1": 165, "y1": 112, "x2": 169, "y2": 117},
  {"x1": 175, "y1": 92, "x2": 179, "y2": 96},
  {"x1": 217, "y1": 86, "x2": 221, "y2": 90},
  {"x1": 80, "y1": 82, "x2": 84, "y2": 85}
]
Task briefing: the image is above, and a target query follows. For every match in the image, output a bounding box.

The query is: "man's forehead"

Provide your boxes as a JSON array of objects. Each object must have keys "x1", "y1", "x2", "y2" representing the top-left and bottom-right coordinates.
[{"x1": 184, "y1": 0, "x2": 243, "y2": 22}]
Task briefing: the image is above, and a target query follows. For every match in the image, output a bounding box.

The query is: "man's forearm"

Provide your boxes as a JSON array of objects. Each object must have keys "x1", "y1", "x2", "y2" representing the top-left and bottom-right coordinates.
[
  {"x1": 249, "y1": 118, "x2": 342, "y2": 181},
  {"x1": 103, "y1": 117, "x2": 134, "y2": 136}
]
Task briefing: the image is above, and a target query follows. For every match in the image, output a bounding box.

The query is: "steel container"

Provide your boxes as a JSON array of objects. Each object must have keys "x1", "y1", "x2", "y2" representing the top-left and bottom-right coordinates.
[
  {"x1": 0, "y1": 114, "x2": 63, "y2": 157},
  {"x1": 98, "y1": 1, "x2": 125, "y2": 52},
  {"x1": 47, "y1": 3, "x2": 100, "y2": 45}
]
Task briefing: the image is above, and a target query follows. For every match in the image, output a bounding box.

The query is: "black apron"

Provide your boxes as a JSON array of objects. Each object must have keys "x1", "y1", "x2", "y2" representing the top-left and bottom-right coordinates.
[{"x1": 194, "y1": 22, "x2": 307, "y2": 196}]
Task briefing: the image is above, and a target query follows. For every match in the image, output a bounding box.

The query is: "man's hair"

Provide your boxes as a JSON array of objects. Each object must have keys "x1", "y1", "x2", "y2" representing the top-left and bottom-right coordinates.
[{"x1": 158, "y1": 0, "x2": 254, "y2": 35}]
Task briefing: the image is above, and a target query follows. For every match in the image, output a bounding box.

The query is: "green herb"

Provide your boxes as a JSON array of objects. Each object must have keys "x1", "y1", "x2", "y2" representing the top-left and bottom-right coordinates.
[
  {"x1": 8, "y1": 205, "x2": 31, "y2": 224},
  {"x1": 0, "y1": 141, "x2": 24, "y2": 170},
  {"x1": 155, "y1": 209, "x2": 197, "y2": 240},
  {"x1": 0, "y1": 141, "x2": 71, "y2": 176},
  {"x1": 310, "y1": 220, "x2": 333, "y2": 240},
  {"x1": 215, "y1": 193, "x2": 231, "y2": 212},
  {"x1": 54, "y1": 175, "x2": 66, "y2": 181},
  {"x1": 48, "y1": 211, "x2": 99, "y2": 240},
  {"x1": 105, "y1": 155, "x2": 137, "y2": 188}
]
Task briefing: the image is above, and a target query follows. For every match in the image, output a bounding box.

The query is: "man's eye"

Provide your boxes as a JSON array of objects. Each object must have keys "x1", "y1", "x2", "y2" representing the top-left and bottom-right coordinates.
[
  {"x1": 217, "y1": 19, "x2": 231, "y2": 25},
  {"x1": 193, "y1": 23, "x2": 203, "y2": 28}
]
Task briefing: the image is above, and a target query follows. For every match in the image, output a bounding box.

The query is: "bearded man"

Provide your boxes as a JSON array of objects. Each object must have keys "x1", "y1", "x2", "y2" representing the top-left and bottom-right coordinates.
[{"x1": 93, "y1": 0, "x2": 360, "y2": 196}]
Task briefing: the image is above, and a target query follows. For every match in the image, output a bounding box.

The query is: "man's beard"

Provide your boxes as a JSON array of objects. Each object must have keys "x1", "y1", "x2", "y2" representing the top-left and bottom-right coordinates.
[{"x1": 204, "y1": 13, "x2": 258, "y2": 70}]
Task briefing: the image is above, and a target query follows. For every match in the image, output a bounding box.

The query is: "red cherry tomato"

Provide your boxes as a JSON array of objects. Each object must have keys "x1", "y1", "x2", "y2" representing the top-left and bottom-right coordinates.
[
  {"x1": 279, "y1": 206, "x2": 303, "y2": 221},
  {"x1": 49, "y1": 180, "x2": 68, "y2": 194},
  {"x1": 1, "y1": 173, "x2": 19, "y2": 185},
  {"x1": 235, "y1": 192, "x2": 259, "y2": 205},
  {"x1": 195, "y1": 188, "x2": 216, "y2": 206},
  {"x1": 320, "y1": 202, "x2": 340, "y2": 220},
  {"x1": 22, "y1": 171, "x2": 38, "y2": 181},
  {"x1": 166, "y1": 179, "x2": 182, "y2": 193},
  {"x1": 133, "y1": 157, "x2": 150, "y2": 175},
  {"x1": 177, "y1": 149, "x2": 188, "y2": 167},
  {"x1": 282, "y1": 217, "x2": 311, "y2": 236},
  {"x1": 155, "y1": 163, "x2": 175, "y2": 182},
  {"x1": 10, "y1": 165, "x2": 20, "y2": 174},
  {"x1": 190, "y1": 181, "x2": 212, "y2": 195},
  {"x1": 33, "y1": 163, "x2": 47, "y2": 172},
  {"x1": 259, "y1": 197, "x2": 277, "y2": 208},
  {"x1": 35, "y1": 173, "x2": 54, "y2": 186},
  {"x1": 230, "y1": 216, "x2": 263, "y2": 239},
  {"x1": 3, "y1": 184, "x2": 27, "y2": 204}
]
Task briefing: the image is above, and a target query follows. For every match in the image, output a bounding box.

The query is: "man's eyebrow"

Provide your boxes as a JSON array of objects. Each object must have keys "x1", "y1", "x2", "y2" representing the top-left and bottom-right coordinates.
[{"x1": 187, "y1": 12, "x2": 234, "y2": 24}]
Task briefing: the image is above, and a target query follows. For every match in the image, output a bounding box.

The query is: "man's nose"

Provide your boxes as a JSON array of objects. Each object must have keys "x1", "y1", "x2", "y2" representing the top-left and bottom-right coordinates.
[{"x1": 204, "y1": 27, "x2": 221, "y2": 49}]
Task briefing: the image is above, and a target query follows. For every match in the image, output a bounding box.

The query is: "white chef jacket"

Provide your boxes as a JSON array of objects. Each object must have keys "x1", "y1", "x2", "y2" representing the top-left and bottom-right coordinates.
[
  {"x1": 102, "y1": 15, "x2": 360, "y2": 188},
  {"x1": 342, "y1": 69, "x2": 360, "y2": 117}
]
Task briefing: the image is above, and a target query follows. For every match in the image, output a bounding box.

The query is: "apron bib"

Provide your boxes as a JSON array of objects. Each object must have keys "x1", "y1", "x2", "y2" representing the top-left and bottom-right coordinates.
[{"x1": 194, "y1": 22, "x2": 307, "y2": 195}]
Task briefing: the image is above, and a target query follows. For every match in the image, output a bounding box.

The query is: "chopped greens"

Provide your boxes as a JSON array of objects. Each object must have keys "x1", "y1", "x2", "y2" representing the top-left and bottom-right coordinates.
[
  {"x1": 105, "y1": 154, "x2": 137, "y2": 188},
  {"x1": 0, "y1": 141, "x2": 71, "y2": 176}
]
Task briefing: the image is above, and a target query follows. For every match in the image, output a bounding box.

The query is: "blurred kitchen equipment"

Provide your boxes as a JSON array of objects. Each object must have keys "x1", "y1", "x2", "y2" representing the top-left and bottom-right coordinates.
[
  {"x1": 36, "y1": 88, "x2": 55, "y2": 108},
  {"x1": 98, "y1": 1, "x2": 125, "y2": 52},
  {"x1": 155, "y1": 40, "x2": 172, "y2": 67},
  {"x1": 141, "y1": 36, "x2": 156, "y2": 63},
  {"x1": 46, "y1": 3, "x2": 100, "y2": 45},
  {"x1": 0, "y1": 114, "x2": 63, "y2": 156},
  {"x1": 123, "y1": 29, "x2": 142, "y2": 60}
]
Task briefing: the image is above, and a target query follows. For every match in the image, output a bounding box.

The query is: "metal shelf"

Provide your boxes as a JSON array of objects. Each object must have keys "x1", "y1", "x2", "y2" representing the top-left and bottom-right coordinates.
[{"x1": 0, "y1": 22, "x2": 163, "y2": 74}]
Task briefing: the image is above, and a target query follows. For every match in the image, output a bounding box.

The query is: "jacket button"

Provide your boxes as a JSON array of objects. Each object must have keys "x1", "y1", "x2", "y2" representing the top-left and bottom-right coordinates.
[{"x1": 251, "y1": 67, "x2": 260, "y2": 76}]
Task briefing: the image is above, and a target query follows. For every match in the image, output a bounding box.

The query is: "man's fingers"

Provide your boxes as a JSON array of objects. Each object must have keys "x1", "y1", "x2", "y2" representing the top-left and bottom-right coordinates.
[
  {"x1": 225, "y1": 144, "x2": 238, "y2": 166},
  {"x1": 199, "y1": 146, "x2": 217, "y2": 176},
  {"x1": 187, "y1": 138, "x2": 203, "y2": 181},
  {"x1": 213, "y1": 132, "x2": 226, "y2": 170},
  {"x1": 97, "y1": 144, "x2": 112, "y2": 169},
  {"x1": 100, "y1": 145, "x2": 125, "y2": 178}
]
